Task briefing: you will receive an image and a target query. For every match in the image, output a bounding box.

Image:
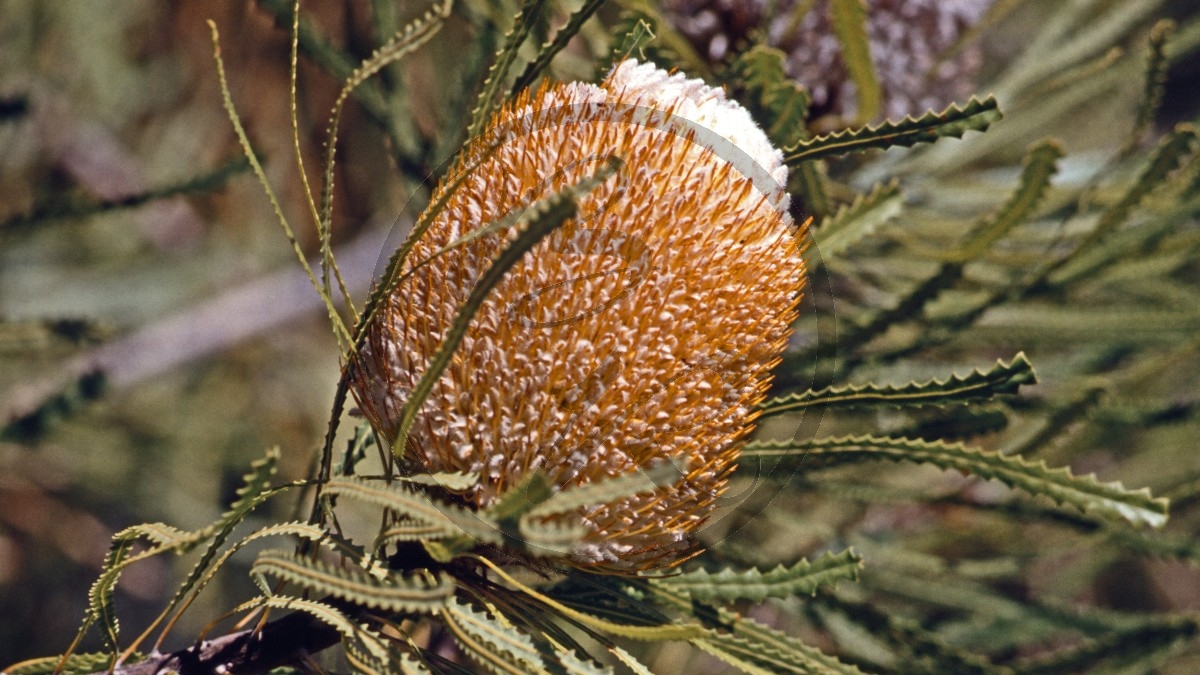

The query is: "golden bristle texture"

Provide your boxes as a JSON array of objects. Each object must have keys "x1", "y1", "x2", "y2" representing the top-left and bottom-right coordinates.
[{"x1": 351, "y1": 60, "x2": 807, "y2": 571}]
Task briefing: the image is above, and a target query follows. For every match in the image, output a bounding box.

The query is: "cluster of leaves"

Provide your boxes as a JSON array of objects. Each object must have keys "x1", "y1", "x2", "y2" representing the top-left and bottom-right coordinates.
[{"x1": 4, "y1": 0, "x2": 1200, "y2": 673}]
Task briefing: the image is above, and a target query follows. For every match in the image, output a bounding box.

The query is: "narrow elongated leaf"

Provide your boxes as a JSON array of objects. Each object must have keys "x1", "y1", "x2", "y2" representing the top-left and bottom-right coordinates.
[
  {"x1": 442, "y1": 598, "x2": 550, "y2": 675},
  {"x1": 528, "y1": 457, "x2": 689, "y2": 519},
  {"x1": 759, "y1": 352, "x2": 1036, "y2": 417},
  {"x1": 610, "y1": 17, "x2": 655, "y2": 63},
  {"x1": 207, "y1": 22, "x2": 352, "y2": 348},
  {"x1": 75, "y1": 448, "x2": 284, "y2": 662},
  {"x1": 156, "y1": 520, "x2": 339, "y2": 645},
  {"x1": 400, "y1": 471, "x2": 481, "y2": 491},
  {"x1": 694, "y1": 632, "x2": 848, "y2": 675},
  {"x1": 0, "y1": 155, "x2": 248, "y2": 234},
  {"x1": 468, "y1": 0, "x2": 549, "y2": 139},
  {"x1": 728, "y1": 45, "x2": 811, "y2": 149},
  {"x1": 554, "y1": 647, "x2": 614, "y2": 675},
  {"x1": 314, "y1": 0, "x2": 452, "y2": 313},
  {"x1": 1049, "y1": 124, "x2": 1198, "y2": 286},
  {"x1": 691, "y1": 638, "x2": 780, "y2": 675},
  {"x1": 726, "y1": 615, "x2": 865, "y2": 675},
  {"x1": 814, "y1": 592, "x2": 999, "y2": 673},
  {"x1": 829, "y1": 0, "x2": 881, "y2": 123},
  {"x1": 607, "y1": 645, "x2": 655, "y2": 675},
  {"x1": 651, "y1": 584, "x2": 865, "y2": 674},
  {"x1": 784, "y1": 97, "x2": 1002, "y2": 165},
  {"x1": 252, "y1": 549, "x2": 454, "y2": 612},
  {"x1": 87, "y1": 538, "x2": 135, "y2": 654},
  {"x1": 488, "y1": 471, "x2": 555, "y2": 522},
  {"x1": 743, "y1": 435, "x2": 1169, "y2": 528},
  {"x1": 158, "y1": 448, "x2": 281, "y2": 613},
  {"x1": 325, "y1": 476, "x2": 504, "y2": 545},
  {"x1": 1127, "y1": 19, "x2": 1175, "y2": 151},
  {"x1": 725, "y1": 45, "x2": 830, "y2": 217},
  {"x1": 1015, "y1": 616, "x2": 1198, "y2": 675},
  {"x1": 653, "y1": 549, "x2": 862, "y2": 602},
  {"x1": 515, "y1": 517, "x2": 587, "y2": 556},
  {"x1": 240, "y1": 595, "x2": 392, "y2": 673},
  {"x1": 112, "y1": 522, "x2": 209, "y2": 552},
  {"x1": 511, "y1": 0, "x2": 606, "y2": 96},
  {"x1": 813, "y1": 180, "x2": 901, "y2": 256},
  {"x1": 472, "y1": 555, "x2": 703, "y2": 641},
  {"x1": 950, "y1": 141, "x2": 1064, "y2": 261}
]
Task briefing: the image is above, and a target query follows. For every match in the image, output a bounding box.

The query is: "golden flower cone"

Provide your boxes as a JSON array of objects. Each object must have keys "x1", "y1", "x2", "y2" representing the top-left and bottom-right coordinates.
[{"x1": 351, "y1": 60, "x2": 808, "y2": 571}]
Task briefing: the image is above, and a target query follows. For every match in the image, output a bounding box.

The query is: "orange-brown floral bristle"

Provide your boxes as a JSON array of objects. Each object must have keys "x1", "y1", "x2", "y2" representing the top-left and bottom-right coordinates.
[{"x1": 351, "y1": 61, "x2": 808, "y2": 571}]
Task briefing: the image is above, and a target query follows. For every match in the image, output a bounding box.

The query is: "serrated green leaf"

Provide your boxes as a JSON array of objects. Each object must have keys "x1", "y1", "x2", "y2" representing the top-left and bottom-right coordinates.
[
  {"x1": 88, "y1": 538, "x2": 135, "y2": 654},
  {"x1": 653, "y1": 549, "x2": 862, "y2": 603},
  {"x1": 692, "y1": 638, "x2": 781, "y2": 675},
  {"x1": 442, "y1": 598, "x2": 550, "y2": 675},
  {"x1": 157, "y1": 448, "x2": 282, "y2": 613},
  {"x1": 337, "y1": 423, "x2": 375, "y2": 477},
  {"x1": 528, "y1": 456, "x2": 689, "y2": 519},
  {"x1": 511, "y1": 0, "x2": 606, "y2": 96},
  {"x1": 650, "y1": 584, "x2": 865, "y2": 674},
  {"x1": 728, "y1": 45, "x2": 811, "y2": 149},
  {"x1": 487, "y1": 470, "x2": 555, "y2": 522},
  {"x1": 814, "y1": 592, "x2": 999, "y2": 674},
  {"x1": 829, "y1": 0, "x2": 881, "y2": 123},
  {"x1": 1014, "y1": 616, "x2": 1198, "y2": 675},
  {"x1": 155, "y1": 520, "x2": 340, "y2": 644},
  {"x1": 400, "y1": 471, "x2": 481, "y2": 491},
  {"x1": 950, "y1": 141, "x2": 1064, "y2": 261},
  {"x1": 239, "y1": 595, "x2": 392, "y2": 673},
  {"x1": 208, "y1": 21, "x2": 352, "y2": 350},
  {"x1": 606, "y1": 645, "x2": 655, "y2": 675},
  {"x1": 391, "y1": 158, "x2": 621, "y2": 456},
  {"x1": 724, "y1": 44, "x2": 830, "y2": 217},
  {"x1": 609, "y1": 16, "x2": 655, "y2": 64},
  {"x1": 252, "y1": 549, "x2": 454, "y2": 612},
  {"x1": 72, "y1": 448, "x2": 284, "y2": 660},
  {"x1": 553, "y1": 646, "x2": 615, "y2": 675},
  {"x1": 784, "y1": 97, "x2": 1002, "y2": 165},
  {"x1": 694, "y1": 631, "x2": 853, "y2": 675},
  {"x1": 813, "y1": 179, "x2": 902, "y2": 257},
  {"x1": 474, "y1": 555, "x2": 704, "y2": 641},
  {"x1": 515, "y1": 517, "x2": 587, "y2": 557},
  {"x1": 325, "y1": 476, "x2": 504, "y2": 546},
  {"x1": 762, "y1": 353, "x2": 1035, "y2": 417},
  {"x1": 975, "y1": 305, "x2": 1200, "y2": 343},
  {"x1": 314, "y1": 0, "x2": 452, "y2": 317},
  {"x1": 467, "y1": 0, "x2": 549, "y2": 140},
  {"x1": 743, "y1": 435, "x2": 1169, "y2": 528},
  {"x1": 1127, "y1": 19, "x2": 1174, "y2": 152},
  {"x1": 1049, "y1": 123, "x2": 1198, "y2": 286},
  {"x1": 113, "y1": 522, "x2": 208, "y2": 551}
]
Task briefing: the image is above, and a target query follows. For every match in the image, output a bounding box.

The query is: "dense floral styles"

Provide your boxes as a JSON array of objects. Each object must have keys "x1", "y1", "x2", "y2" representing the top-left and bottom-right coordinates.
[{"x1": 350, "y1": 60, "x2": 807, "y2": 571}]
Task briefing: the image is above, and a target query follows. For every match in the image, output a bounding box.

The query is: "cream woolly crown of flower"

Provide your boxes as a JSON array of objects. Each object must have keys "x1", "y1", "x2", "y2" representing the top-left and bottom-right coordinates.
[{"x1": 351, "y1": 60, "x2": 807, "y2": 571}]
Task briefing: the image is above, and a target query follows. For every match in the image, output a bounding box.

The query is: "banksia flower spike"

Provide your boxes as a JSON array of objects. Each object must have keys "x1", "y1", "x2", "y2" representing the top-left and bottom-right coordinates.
[{"x1": 351, "y1": 60, "x2": 807, "y2": 572}]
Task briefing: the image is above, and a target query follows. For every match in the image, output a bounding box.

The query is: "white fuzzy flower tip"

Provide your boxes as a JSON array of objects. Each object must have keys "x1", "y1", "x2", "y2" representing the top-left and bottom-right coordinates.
[{"x1": 351, "y1": 60, "x2": 808, "y2": 572}]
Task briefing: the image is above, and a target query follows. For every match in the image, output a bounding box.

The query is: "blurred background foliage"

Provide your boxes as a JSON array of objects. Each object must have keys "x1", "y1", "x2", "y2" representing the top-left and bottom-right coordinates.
[{"x1": 3, "y1": 0, "x2": 1200, "y2": 671}]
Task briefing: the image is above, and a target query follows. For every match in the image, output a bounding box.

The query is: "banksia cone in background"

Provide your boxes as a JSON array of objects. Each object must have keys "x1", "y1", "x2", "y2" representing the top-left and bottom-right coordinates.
[
  {"x1": 664, "y1": 0, "x2": 994, "y2": 120},
  {"x1": 350, "y1": 60, "x2": 807, "y2": 571}
]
